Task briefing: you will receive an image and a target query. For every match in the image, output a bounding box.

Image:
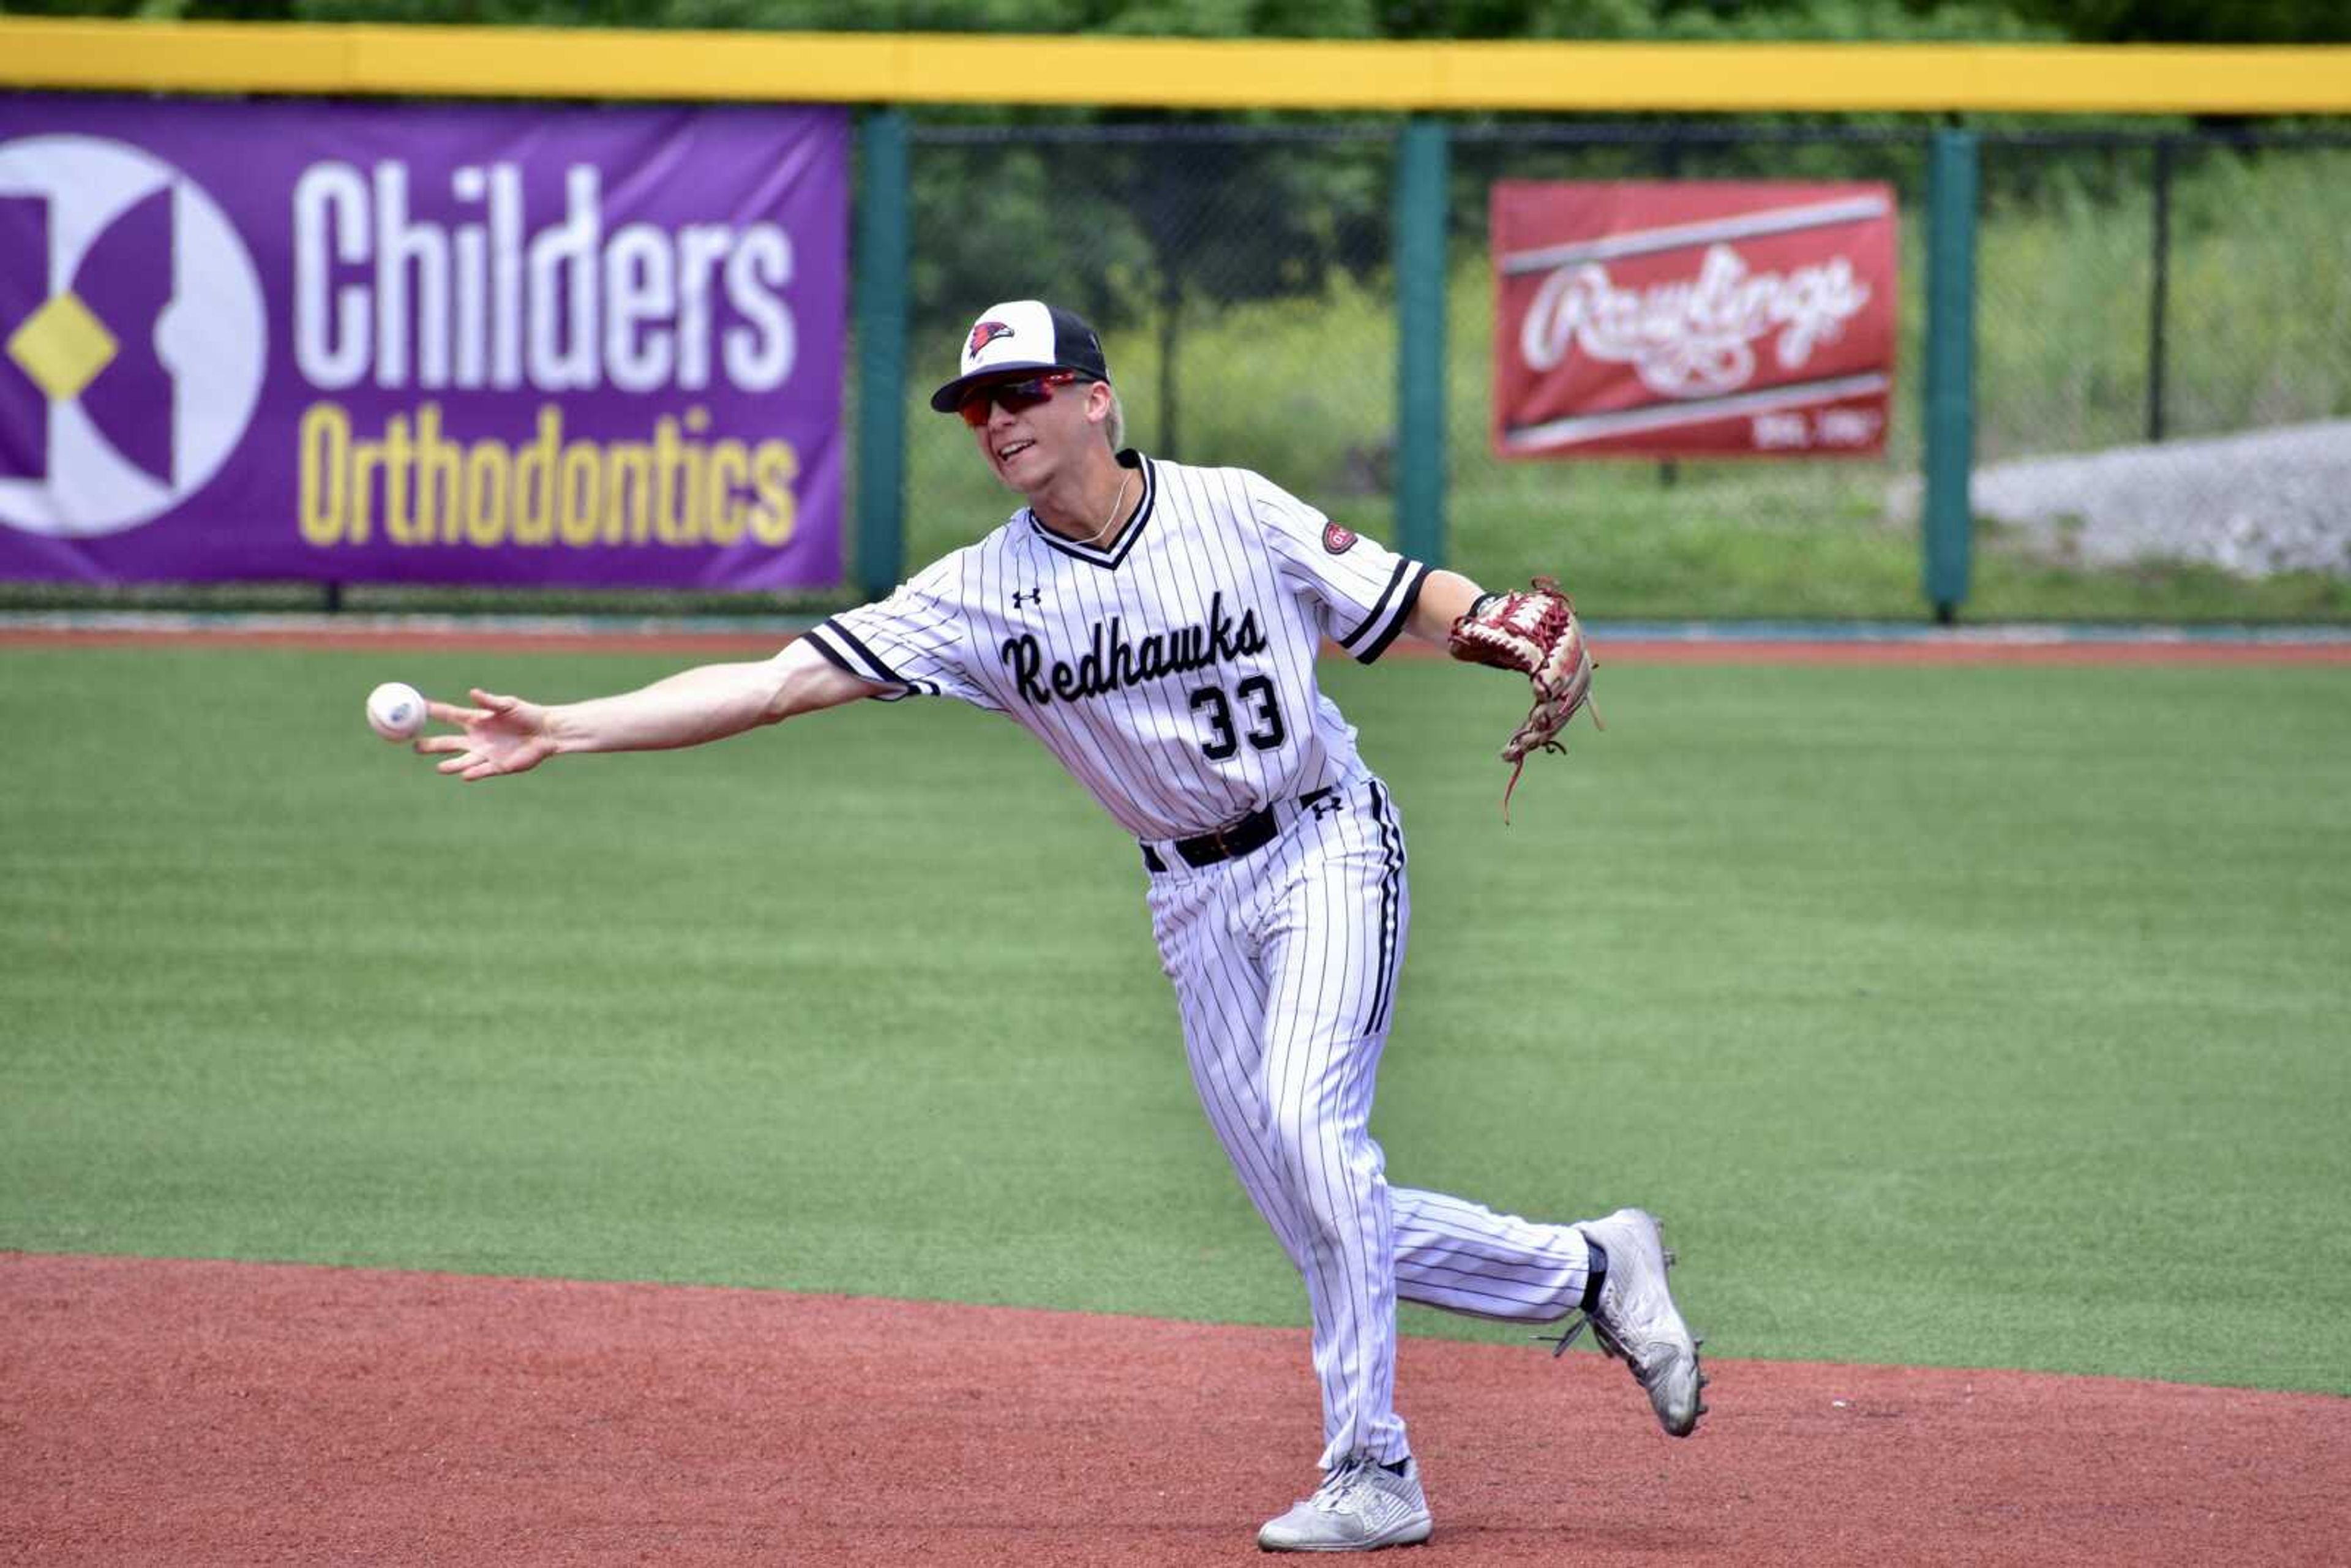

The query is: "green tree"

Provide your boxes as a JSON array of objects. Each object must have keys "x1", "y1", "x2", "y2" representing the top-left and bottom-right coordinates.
[{"x1": 2008, "y1": 0, "x2": 2351, "y2": 43}]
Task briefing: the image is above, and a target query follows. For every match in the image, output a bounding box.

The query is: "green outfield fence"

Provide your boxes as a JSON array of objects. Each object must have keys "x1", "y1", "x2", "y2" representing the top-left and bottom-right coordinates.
[
  {"x1": 875, "y1": 116, "x2": 2351, "y2": 621},
  {"x1": 9, "y1": 24, "x2": 2350, "y2": 618}
]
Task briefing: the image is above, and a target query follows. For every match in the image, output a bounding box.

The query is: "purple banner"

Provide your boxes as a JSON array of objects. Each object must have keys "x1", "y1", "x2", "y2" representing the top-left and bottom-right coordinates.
[{"x1": 0, "y1": 95, "x2": 848, "y2": 590}]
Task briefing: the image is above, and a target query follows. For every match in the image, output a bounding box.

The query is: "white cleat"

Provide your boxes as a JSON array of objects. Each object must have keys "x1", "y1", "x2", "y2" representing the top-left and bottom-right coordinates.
[
  {"x1": 1577, "y1": 1207, "x2": 1707, "y2": 1437},
  {"x1": 1258, "y1": 1456, "x2": 1433, "y2": 1553}
]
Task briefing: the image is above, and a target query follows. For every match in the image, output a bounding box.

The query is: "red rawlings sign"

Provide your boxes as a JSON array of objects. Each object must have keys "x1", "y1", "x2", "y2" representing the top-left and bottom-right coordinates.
[{"x1": 1491, "y1": 181, "x2": 1897, "y2": 459}]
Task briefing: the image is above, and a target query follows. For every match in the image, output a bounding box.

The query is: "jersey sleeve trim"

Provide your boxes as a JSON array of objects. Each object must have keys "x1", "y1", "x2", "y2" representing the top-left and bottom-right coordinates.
[
  {"x1": 804, "y1": 619, "x2": 937, "y2": 702},
  {"x1": 1338, "y1": 558, "x2": 1431, "y2": 664}
]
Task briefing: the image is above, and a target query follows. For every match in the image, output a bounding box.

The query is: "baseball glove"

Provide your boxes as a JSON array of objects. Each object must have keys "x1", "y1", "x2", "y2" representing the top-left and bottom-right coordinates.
[{"x1": 1447, "y1": 576, "x2": 1601, "y2": 817}]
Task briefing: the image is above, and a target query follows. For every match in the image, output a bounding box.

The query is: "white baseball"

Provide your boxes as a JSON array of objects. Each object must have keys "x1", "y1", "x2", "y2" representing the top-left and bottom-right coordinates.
[{"x1": 366, "y1": 681, "x2": 429, "y2": 742}]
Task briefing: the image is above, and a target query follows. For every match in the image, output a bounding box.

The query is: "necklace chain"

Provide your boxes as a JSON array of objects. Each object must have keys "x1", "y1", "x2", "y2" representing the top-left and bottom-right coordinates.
[{"x1": 1075, "y1": 470, "x2": 1134, "y2": 548}]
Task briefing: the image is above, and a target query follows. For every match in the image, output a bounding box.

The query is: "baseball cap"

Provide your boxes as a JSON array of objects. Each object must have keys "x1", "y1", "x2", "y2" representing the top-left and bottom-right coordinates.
[{"x1": 929, "y1": 300, "x2": 1111, "y2": 413}]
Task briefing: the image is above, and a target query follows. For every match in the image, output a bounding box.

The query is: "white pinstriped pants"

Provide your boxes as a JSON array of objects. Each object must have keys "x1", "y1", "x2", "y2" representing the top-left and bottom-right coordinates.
[{"x1": 1146, "y1": 775, "x2": 1600, "y2": 1471}]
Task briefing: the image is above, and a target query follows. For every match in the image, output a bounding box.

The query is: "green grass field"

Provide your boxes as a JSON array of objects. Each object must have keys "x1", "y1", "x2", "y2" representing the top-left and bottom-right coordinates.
[{"x1": 4, "y1": 645, "x2": 2347, "y2": 1396}]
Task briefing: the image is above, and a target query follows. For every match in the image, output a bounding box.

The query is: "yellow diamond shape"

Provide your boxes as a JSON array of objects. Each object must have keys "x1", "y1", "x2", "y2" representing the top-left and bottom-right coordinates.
[{"x1": 7, "y1": 291, "x2": 120, "y2": 402}]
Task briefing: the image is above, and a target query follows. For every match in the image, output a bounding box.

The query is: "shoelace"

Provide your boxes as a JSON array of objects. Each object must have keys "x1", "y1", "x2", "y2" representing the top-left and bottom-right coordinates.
[
  {"x1": 1535, "y1": 1305, "x2": 1656, "y2": 1387},
  {"x1": 1535, "y1": 1310, "x2": 1593, "y2": 1358},
  {"x1": 1308, "y1": 1459, "x2": 1372, "y2": 1512}
]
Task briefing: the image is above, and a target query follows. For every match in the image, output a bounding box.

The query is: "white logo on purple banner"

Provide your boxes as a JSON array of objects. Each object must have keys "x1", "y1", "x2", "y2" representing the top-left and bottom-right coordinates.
[{"x1": 0, "y1": 135, "x2": 268, "y2": 538}]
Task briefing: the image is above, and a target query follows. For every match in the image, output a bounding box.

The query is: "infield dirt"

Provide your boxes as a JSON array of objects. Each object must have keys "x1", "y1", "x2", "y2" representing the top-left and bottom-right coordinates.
[{"x1": 4, "y1": 1252, "x2": 2345, "y2": 1566}]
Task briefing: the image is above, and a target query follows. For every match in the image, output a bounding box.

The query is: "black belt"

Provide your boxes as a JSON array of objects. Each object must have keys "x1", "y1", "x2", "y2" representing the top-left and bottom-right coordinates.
[{"x1": 1142, "y1": 788, "x2": 1335, "y2": 874}]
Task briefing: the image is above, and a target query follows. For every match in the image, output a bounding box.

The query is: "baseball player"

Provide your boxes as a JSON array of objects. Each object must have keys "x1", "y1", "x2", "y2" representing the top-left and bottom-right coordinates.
[{"x1": 415, "y1": 299, "x2": 1705, "y2": 1552}]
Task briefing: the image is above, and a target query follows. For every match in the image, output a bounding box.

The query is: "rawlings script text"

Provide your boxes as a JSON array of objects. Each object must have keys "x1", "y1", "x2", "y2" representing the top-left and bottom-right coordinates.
[
  {"x1": 1518, "y1": 243, "x2": 1870, "y2": 399},
  {"x1": 1000, "y1": 592, "x2": 1269, "y2": 704}
]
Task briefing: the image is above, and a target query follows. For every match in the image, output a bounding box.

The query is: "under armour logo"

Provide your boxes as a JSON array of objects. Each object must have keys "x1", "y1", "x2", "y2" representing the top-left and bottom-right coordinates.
[
  {"x1": 1010, "y1": 587, "x2": 1046, "y2": 609},
  {"x1": 1310, "y1": 797, "x2": 1340, "y2": 819}
]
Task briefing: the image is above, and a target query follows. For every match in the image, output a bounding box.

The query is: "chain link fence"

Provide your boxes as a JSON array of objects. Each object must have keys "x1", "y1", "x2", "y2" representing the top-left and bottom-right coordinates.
[
  {"x1": 902, "y1": 121, "x2": 1398, "y2": 573},
  {"x1": 1977, "y1": 130, "x2": 2351, "y2": 456},
  {"x1": 1971, "y1": 129, "x2": 2351, "y2": 573},
  {"x1": 8, "y1": 111, "x2": 2334, "y2": 611},
  {"x1": 903, "y1": 116, "x2": 2351, "y2": 585}
]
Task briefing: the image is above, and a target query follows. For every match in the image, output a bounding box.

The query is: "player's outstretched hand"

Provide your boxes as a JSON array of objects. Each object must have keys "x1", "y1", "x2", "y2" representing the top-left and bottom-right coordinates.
[{"x1": 415, "y1": 688, "x2": 557, "y2": 781}]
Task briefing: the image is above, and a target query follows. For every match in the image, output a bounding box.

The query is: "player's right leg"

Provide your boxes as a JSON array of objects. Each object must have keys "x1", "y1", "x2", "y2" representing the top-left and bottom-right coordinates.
[
  {"x1": 1152, "y1": 850, "x2": 1431, "y2": 1465},
  {"x1": 1145, "y1": 867, "x2": 1316, "y2": 1270},
  {"x1": 1146, "y1": 822, "x2": 1428, "y2": 1549}
]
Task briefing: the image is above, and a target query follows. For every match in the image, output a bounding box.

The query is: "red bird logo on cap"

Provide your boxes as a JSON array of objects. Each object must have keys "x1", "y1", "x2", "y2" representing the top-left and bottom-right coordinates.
[{"x1": 968, "y1": 320, "x2": 1016, "y2": 356}]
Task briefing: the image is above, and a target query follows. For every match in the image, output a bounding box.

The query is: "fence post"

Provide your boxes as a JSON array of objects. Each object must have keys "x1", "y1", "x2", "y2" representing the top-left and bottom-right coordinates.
[
  {"x1": 1654, "y1": 132, "x2": 1684, "y2": 492},
  {"x1": 2145, "y1": 137, "x2": 2173, "y2": 444},
  {"x1": 1922, "y1": 127, "x2": 1979, "y2": 623},
  {"x1": 1394, "y1": 116, "x2": 1447, "y2": 568},
  {"x1": 854, "y1": 108, "x2": 910, "y2": 601}
]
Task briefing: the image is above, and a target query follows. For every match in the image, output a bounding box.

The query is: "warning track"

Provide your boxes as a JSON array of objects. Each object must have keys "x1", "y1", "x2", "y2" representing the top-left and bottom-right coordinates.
[{"x1": 6, "y1": 612, "x2": 2350, "y2": 665}]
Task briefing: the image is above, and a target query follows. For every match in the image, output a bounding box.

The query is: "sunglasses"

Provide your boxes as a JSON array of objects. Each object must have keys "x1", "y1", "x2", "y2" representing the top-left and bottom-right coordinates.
[{"x1": 957, "y1": 370, "x2": 1084, "y2": 427}]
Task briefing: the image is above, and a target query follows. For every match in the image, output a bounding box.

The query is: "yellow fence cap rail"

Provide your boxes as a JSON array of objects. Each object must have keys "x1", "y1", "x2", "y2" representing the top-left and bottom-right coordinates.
[{"x1": 2, "y1": 19, "x2": 2349, "y2": 116}]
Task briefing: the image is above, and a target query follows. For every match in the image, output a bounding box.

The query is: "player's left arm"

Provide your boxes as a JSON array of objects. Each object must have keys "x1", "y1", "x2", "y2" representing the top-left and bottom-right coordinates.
[{"x1": 1401, "y1": 569, "x2": 1486, "y2": 648}]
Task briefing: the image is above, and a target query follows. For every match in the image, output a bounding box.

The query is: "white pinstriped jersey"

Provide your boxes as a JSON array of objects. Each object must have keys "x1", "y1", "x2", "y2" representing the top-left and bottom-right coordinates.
[{"x1": 803, "y1": 449, "x2": 1430, "y2": 842}]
